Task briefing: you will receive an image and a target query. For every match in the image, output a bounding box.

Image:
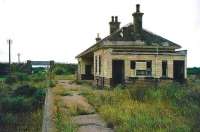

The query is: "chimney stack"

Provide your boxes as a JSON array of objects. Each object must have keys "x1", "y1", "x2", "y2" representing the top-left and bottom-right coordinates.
[
  {"x1": 132, "y1": 4, "x2": 144, "y2": 33},
  {"x1": 109, "y1": 16, "x2": 120, "y2": 34}
]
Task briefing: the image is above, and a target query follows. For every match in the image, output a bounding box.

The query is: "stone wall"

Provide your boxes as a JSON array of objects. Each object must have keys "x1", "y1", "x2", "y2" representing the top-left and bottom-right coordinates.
[{"x1": 78, "y1": 48, "x2": 187, "y2": 87}]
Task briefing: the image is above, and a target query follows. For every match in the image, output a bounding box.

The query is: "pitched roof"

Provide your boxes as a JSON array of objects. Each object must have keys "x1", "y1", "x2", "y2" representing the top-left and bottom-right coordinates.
[{"x1": 76, "y1": 23, "x2": 181, "y2": 58}]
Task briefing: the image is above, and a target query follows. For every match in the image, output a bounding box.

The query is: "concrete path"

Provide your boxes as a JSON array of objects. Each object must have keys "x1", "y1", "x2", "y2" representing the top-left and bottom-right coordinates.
[
  {"x1": 42, "y1": 88, "x2": 55, "y2": 132},
  {"x1": 58, "y1": 80, "x2": 114, "y2": 132},
  {"x1": 73, "y1": 114, "x2": 113, "y2": 132}
]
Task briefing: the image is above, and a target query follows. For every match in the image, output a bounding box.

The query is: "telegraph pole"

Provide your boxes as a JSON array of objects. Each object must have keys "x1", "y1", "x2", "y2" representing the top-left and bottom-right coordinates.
[
  {"x1": 7, "y1": 39, "x2": 12, "y2": 75},
  {"x1": 17, "y1": 53, "x2": 21, "y2": 63}
]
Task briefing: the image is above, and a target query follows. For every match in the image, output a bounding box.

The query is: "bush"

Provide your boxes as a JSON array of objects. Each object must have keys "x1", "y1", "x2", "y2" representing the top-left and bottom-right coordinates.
[
  {"x1": 0, "y1": 96, "x2": 33, "y2": 113},
  {"x1": 13, "y1": 84, "x2": 36, "y2": 97},
  {"x1": 0, "y1": 113, "x2": 16, "y2": 124},
  {"x1": 49, "y1": 80, "x2": 56, "y2": 87},
  {"x1": 33, "y1": 89, "x2": 46, "y2": 107},
  {"x1": 53, "y1": 63, "x2": 77, "y2": 75},
  {"x1": 54, "y1": 67, "x2": 66, "y2": 75},
  {"x1": 32, "y1": 72, "x2": 46, "y2": 82},
  {"x1": 5, "y1": 75, "x2": 18, "y2": 84},
  {"x1": 15, "y1": 72, "x2": 29, "y2": 82}
]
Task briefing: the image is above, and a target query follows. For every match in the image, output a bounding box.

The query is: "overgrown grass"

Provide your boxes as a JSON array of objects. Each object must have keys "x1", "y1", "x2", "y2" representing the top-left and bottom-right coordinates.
[
  {"x1": 82, "y1": 77, "x2": 200, "y2": 131},
  {"x1": 0, "y1": 71, "x2": 47, "y2": 131},
  {"x1": 0, "y1": 108, "x2": 43, "y2": 132},
  {"x1": 55, "y1": 75, "x2": 75, "y2": 80},
  {"x1": 55, "y1": 107, "x2": 77, "y2": 132},
  {"x1": 53, "y1": 84, "x2": 78, "y2": 132}
]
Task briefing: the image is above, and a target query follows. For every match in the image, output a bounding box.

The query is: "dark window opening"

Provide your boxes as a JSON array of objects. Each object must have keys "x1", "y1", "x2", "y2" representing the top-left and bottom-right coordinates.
[
  {"x1": 147, "y1": 61, "x2": 152, "y2": 68},
  {"x1": 130, "y1": 61, "x2": 136, "y2": 69},
  {"x1": 95, "y1": 56, "x2": 97, "y2": 73},
  {"x1": 136, "y1": 70, "x2": 146, "y2": 76},
  {"x1": 162, "y1": 61, "x2": 168, "y2": 77},
  {"x1": 147, "y1": 61, "x2": 152, "y2": 76},
  {"x1": 99, "y1": 56, "x2": 101, "y2": 74}
]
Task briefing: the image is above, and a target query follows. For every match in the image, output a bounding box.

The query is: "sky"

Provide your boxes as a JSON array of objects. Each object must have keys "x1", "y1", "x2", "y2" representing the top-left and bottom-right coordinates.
[{"x1": 0, "y1": 0, "x2": 199, "y2": 67}]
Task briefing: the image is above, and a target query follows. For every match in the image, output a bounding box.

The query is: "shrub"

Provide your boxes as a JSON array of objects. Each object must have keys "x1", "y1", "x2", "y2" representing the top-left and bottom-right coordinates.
[
  {"x1": 32, "y1": 72, "x2": 46, "y2": 82},
  {"x1": 15, "y1": 72, "x2": 29, "y2": 82},
  {"x1": 0, "y1": 96, "x2": 33, "y2": 113},
  {"x1": 13, "y1": 84, "x2": 36, "y2": 97},
  {"x1": 54, "y1": 67, "x2": 66, "y2": 75},
  {"x1": 5, "y1": 75, "x2": 18, "y2": 84},
  {"x1": 49, "y1": 80, "x2": 56, "y2": 87},
  {"x1": 33, "y1": 88, "x2": 46, "y2": 106},
  {"x1": 0, "y1": 113, "x2": 16, "y2": 124}
]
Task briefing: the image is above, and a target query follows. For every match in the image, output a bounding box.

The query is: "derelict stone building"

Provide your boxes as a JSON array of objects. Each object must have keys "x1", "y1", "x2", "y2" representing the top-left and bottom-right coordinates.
[{"x1": 76, "y1": 4, "x2": 187, "y2": 87}]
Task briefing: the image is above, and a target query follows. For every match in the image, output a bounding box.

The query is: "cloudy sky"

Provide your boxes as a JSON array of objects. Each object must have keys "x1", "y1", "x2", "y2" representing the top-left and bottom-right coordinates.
[{"x1": 0, "y1": 0, "x2": 199, "y2": 67}]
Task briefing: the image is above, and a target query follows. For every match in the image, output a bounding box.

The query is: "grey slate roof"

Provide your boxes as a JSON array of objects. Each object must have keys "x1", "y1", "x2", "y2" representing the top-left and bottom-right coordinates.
[{"x1": 76, "y1": 23, "x2": 181, "y2": 58}]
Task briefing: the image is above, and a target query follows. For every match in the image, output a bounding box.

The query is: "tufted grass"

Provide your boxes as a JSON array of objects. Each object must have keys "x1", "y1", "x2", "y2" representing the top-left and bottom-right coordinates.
[{"x1": 82, "y1": 77, "x2": 200, "y2": 131}]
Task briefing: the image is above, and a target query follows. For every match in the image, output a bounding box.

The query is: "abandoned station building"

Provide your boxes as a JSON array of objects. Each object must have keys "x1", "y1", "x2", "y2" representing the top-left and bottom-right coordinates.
[{"x1": 76, "y1": 4, "x2": 187, "y2": 87}]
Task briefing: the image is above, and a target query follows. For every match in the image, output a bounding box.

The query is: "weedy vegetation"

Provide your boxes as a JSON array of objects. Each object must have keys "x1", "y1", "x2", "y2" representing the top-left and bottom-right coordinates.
[
  {"x1": 52, "y1": 84, "x2": 78, "y2": 132},
  {"x1": 81, "y1": 76, "x2": 200, "y2": 132},
  {"x1": 0, "y1": 68, "x2": 49, "y2": 131}
]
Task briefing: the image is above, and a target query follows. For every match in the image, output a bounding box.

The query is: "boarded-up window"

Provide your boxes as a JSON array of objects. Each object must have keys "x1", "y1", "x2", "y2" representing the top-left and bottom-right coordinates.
[{"x1": 136, "y1": 62, "x2": 146, "y2": 70}]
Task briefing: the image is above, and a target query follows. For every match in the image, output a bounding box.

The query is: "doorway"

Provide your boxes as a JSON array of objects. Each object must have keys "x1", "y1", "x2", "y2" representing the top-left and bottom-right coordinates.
[
  {"x1": 173, "y1": 61, "x2": 185, "y2": 80},
  {"x1": 112, "y1": 60, "x2": 124, "y2": 86}
]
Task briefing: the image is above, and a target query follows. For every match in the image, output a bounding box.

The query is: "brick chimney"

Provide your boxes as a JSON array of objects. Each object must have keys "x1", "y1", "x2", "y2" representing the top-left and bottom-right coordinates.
[
  {"x1": 109, "y1": 16, "x2": 120, "y2": 34},
  {"x1": 132, "y1": 4, "x2": 144, "y2": 33}
]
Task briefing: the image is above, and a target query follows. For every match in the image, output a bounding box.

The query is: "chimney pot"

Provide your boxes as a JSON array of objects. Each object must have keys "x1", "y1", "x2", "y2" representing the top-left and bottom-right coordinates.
[
  {"x1": 136, "y1": 4, "x2": 140, "y2": 12},
  {"x1": 115, "y1": 16, "x2": 118, "y2": 22},
  {"x1": 111, "y1": 16, "x2": 114, "y2": 22},
  {"x1": 109, "y1": 16, "x2": 120, "y2": 34}
]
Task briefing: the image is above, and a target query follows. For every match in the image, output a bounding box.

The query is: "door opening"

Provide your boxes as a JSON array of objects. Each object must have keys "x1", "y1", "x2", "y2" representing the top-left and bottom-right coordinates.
[
  {"x1": 162, "y1": 61, "x2": 168, "y2": 77},
  {"x1": 173, "y1": 61, "x2": 185, "y2": 80},
  {"x1": 112, "y1": 60, "x2": 124, "y2": 86}
]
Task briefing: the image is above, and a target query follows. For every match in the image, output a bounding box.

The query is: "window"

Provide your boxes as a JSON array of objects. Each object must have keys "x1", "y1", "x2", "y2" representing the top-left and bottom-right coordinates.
[
  {"x1": 130, "y1": 61, "x2": 136, "y2": 69},
  {"x1": 136, "y1": 70, "x2": 146, "y2": 76},
  {"x1": 147, "y1": 61, "x2": 152, "y2": 69},
  {"x1": 146, "y1": 61, "x2": 152, "y2": 76},
  {"x1": 99, "y1": 56, "x2": 101, "y2": 74}
]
